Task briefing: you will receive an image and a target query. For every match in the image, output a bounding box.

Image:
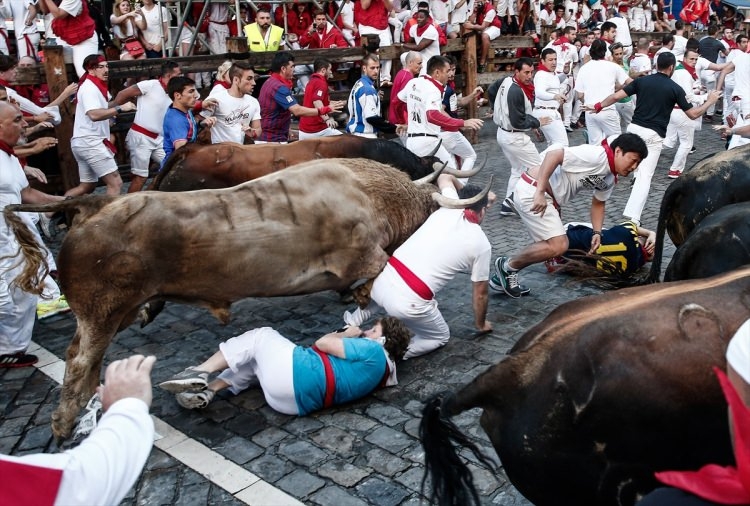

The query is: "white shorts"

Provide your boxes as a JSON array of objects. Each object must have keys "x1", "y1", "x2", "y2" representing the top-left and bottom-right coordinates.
[
  {"x1": 514, "y1": 174, "x2": 565, "y2": 242},
  {"x1": 71, "y1": 137, "x2": 119, "y2": 183},
  {"x1": 485, "y1": 26, "x2": 501, "y2": 40},
  {"x1": 126, "y1": 130, "x2": 165, "y2": 178},
  {"x1": 298, "y1": 128, "x2": 343, "y2": 140}
]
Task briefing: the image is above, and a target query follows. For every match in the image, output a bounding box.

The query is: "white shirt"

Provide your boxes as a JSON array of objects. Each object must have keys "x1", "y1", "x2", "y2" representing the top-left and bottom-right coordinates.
[
  {"x1": 534, "y1": 68, "x2": 563, "y2": 108},
  {"x1": 575, "y1": 59, "x2": 629, "y2": 108},
  {"x1": 6, "y1": 0, "x2": 38, "y2": 37},
  {"x1": 539, "y1": 8, "x2": 556, "y2": 26},
  {"x1": 673, "y1": 34, "x2": 687, "y2": 61},
  {"x1": 57, "y1": 0, "x2": 82, "y2": 17},
  {"x1": 340, "y1": 0, "x2": 354, "y2": 28},
  {"x1": 672, "y1": 66, "x2": 705, "y2": 106},
  {"x1": 0, "y1": 399, "x2": 154, "y2": 506},
  {"x1": 610, "y1": 14, "x2": 631, "y2": 46},
  {"x1": 725, "y1": 48, "x2": 744, "y2": 89},
  {"x1": 450, "y1": 0, "x2": 474, "y2": 24},
  {"x1": 409, "y1": 24, "x2": 440, "y2": 75},
  {"x1": 205, "y1": 86, "x2": 262, "y2": 144},
  {"x1": 141, "y1": 4, "x2": 171, "y2": 45},
  {"x1": 398, "y1": 75, "x2": 444, "y2": 136},
  {"x1": 546, "y1": 139, "x2": 617, "y2": 205},
  {"x1": 429, "y1": 0, "x2": 450, "y2": 24},
  {"x1": 629, "y1": 52, "x2": 652, "y2": 75},
  {"x1": 551, "y1": 40, "x2": 579, "y2": 74},
  {"x1": 73, "y1": 79, "x2": 111, "y2": 139},
  {"x1": 391, "y1": 186, "x2": 491, "y2": 290},
  {"x1": 132, "y1": 79, "x2": 172, "y2": 135},
  {"x1": 495, "y1": 0, "x2": 509, "y2": 16}
]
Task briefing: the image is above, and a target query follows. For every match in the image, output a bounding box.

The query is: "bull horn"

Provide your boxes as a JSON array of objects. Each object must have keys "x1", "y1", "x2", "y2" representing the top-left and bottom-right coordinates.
[
  {"x1": 442, "y1": 154, "x2": 487, "y2": 179},
  {"x1": 431, "y1": 175, "x2": 494, "y2": 209},
  {"x1": 414, "y1": 160, "x2": 449, "y2": 185},
  {"x1": 427, "y1": 139, "x2": 443, "y2": 158}
]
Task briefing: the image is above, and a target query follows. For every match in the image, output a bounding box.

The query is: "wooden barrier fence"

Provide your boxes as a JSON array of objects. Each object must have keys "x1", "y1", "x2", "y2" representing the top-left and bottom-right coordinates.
[{"x1": 16, "y1": 29, "x2": 673, "y2": 193}]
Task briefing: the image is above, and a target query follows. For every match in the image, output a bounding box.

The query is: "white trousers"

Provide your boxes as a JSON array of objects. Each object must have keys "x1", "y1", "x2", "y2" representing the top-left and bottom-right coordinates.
[
  {"x1": 585, "y1": 108, "x2": 621, "y2": 145},
  {"x1": 358, "y1": 24, "x2": 392, "y2": 82},
  {"x1": 406, "y1": 135, "x2": 456, "y2": 169},
  {"x1": 623, "y1": 123, "x2": 664, "y2": 223},
  {"x1": 561, "y1": 75, "x2": 574, "y2": 124},
  {"x1": 616, "y1": 100, "x2": 635, "y2": 130},
  {"x1": 298, "y1": 127, "x2": 343, "y2": 140},
  {"x1": 664, "y1": 108, "x2": 695, "y2": 173},
  {"x1": 346, "y1": 265, "x2": 449, "y2": 360},
  {"x1": 701, "y1": 70, "x2": 717, "y2": 116},
  {"x1": 217, "y1": 327, "x2": 298, "y2": 415},
  {"x1": 496, "y1": 128, "x2": 541, "y2": 198},
  {"x1": 208, "y1": 22, "x2": 229, "y2": 54},
  {"x1": 16, "y1": 33, "x2": 40, "y2": 59},
  {"x1": 532, "y1": 108, "x2": 568, "y2": 146},
  {"x1": 440, "y1": 130, "x2": 476, "y2": 184},
  {"x1": 60, "y1": 33, "x2": 99, "y2": 78}
]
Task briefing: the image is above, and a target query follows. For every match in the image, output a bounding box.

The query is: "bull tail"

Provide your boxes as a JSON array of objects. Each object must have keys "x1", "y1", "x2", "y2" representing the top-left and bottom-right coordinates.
[
  {"x1": 1, "y1": 208, "x2": 49, "y2": 295},
  {"x1": 420, "y1": 392, "x2": 496, "y2": 506}
]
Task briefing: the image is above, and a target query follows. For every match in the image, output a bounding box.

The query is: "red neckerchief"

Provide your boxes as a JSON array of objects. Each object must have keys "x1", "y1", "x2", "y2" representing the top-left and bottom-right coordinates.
[
  {"x1": 423, "y1": 75, "x2": 444, "y2": 93},
  {"x1": 214, "y1": 81, "x2": 231, "y2": 89},
  {"x1": 463, "y1": 209, "x2": 480, "y2": 223},
  {"x1": 536, "y1": 63, "x2": 554, "y2": 73},
  {"x1": 0, "y1": 140, "x2": 14, "y2": 156},
  {"x1": 159, "y1": 77, "x2": 169, "y2": 91},
  {"x1": 554, "y1": 14, "x2": 562, "y2": 23},
  {"x1": 0, "y1": 78, "x2": 11, "y2": 88},
  {"x1": 415, "y1": 16, "x2": 434, "y2": 37},
  {"x1": 553, "y1": 35, "x2": 570, "y2": 51},
  {"x1": 513, "y1": 76, "x2": 535, "y2": 103},
  {"x1": 601, "y1": 138, "x2": 617, "y2": 183},
  {"x1": 681, "y1": 61, "x2": 699, "y2": 81},
  {"x1": 79, "y1": 73, "x2": 109, "y2": 100},
  {"x1": 270, "y1": 72, "x2": 293, "y2": 88},
  {"x1": 724, "y1": 37, "x2": 738, "y2": 49},
  {"x1": 655, "y1": 368, "x2": 750, "y2": 504}
]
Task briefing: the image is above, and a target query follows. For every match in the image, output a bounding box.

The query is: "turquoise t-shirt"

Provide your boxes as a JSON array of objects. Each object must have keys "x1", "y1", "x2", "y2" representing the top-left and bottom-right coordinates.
[{"x1": 292, "y1": 338, "x2": 387, "y2": 415}]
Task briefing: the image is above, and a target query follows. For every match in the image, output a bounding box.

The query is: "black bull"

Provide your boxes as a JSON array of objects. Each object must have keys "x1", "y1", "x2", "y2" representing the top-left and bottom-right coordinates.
[
  {"x1": 664, "y1": 202, "x2": 750, "y2": 281},
  {"x1": 648, "y1": 144, "x2": 750, "y2": 282},
  {"x1": 420, "y1": 268, "x2": 748, "y2": 506}
]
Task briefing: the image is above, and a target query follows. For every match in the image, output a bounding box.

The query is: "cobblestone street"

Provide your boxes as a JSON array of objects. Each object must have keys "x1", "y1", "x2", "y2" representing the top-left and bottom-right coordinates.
[{"x1": 1, "y1": 120, "x2": 726, "y2": 505}]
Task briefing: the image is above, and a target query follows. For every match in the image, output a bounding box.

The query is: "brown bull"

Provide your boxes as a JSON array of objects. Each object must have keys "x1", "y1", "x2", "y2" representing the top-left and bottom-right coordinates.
[
  {"x1": 150, "y1": 135, "x2": 476, "y2": 191},
  {"x1": 420, "y1": 268, "x2": 748, "y2": 506},
  {"x1": 5, "y1": 159, "x2": 488, "y2": 441}
]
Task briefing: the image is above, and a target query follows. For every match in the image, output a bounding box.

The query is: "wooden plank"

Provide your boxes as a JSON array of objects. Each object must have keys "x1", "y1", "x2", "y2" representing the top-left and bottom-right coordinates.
[
  {"x1": 42, "y1": 45, "x2": 77, "y2": 193},
  {"x1": 462, "y1": 33, "x2": 478, "y2": 143},
  {"x1": 489, "y1": 36, "x2": 535, "y2": 49}
]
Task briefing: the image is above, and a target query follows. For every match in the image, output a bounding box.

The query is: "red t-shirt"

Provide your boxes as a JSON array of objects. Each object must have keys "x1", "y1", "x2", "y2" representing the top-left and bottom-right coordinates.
[
  {"x1": 354, "y1": 0, "x2": 389, "y2": 30},
  {"x1": 388, "y1": 68, "x2": 413, "y2": 124},
  {"x1": 299, "y1": 73, "x2": 330, "y2": 133}
]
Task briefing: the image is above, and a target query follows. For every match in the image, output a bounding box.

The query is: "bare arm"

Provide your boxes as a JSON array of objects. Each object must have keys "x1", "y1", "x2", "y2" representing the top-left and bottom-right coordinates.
[
  {"x1": 48, "y1": 83, "x2": 78, "y2": 108},
  {"x1": 114, "y1": 84, "x2": 144, "y2": 105},
  {"x1": 530, "y1": 148, "x2": 564, "y2": 217},
  {"x1": 684, "y1": 90, "x2": 721, "y2": 120},
  {"x1": 716, "y1": 62, "x2": 734, "y2": 92},
  {"x1": 360, "y1": 0, "x2": 372, "y2": 9},
  {"x1": 588, "y1": 197, "x2": 605, "y2": 253},
  {"x1": 596, "y1": 89, "x2": 629, "y2": 110},
  {"x1": 86, "y1": 101, "x2": 136, "y2": 122},
  {"x1": 472, "y1": 281, "x2": 491, "y2": 332},
  {"x1": 43, "y1": 0, "x2": 68, "y2": 18},
  {"x1": 636, "y1": 225, "x2": 656, "y2": 256},
  {"x1": 403, "y1": 37, "x2": 434, "y2": 51},
  {"x1": 20, "y1": 186, "x2": 65, "y2": 204},
  {"x1": 314, "y1": 326, "x2": 362, "y2": 358}
]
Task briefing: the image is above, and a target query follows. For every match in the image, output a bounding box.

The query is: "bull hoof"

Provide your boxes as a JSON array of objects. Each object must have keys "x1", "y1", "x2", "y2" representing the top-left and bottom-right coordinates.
[{"x1": 51, "y1": 410, "x2": 73, "y2": 444}]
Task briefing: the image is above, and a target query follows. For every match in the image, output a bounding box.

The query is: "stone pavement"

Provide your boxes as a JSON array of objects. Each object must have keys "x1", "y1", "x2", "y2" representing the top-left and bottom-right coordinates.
[{"x1": 1, "y1": 119, "x2": 726, "y2": 505}]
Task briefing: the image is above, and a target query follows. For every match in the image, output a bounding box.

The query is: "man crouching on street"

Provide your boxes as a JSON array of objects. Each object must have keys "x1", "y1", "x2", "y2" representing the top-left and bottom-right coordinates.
[{"x1": 491, "y1": 133, "x2": 648, "y2": 297}]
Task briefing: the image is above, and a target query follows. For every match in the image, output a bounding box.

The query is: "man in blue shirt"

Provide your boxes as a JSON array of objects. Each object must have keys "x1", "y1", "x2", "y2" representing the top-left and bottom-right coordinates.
[
  {"x1": 161, "y1": 76, "x2": 216, "y2": 168},
  {"x1": 347, "y1": 54, "x2": 398, "y2": 137},
  {"x1": 158, "y1": 318, "x2": 411, "y2": 414}
]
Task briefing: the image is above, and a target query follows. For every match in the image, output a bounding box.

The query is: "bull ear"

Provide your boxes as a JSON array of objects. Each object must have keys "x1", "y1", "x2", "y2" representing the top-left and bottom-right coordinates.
[
  {"x1": 415, "y1": 160, "x2": 448, "y2": 185},
  {"x1": 426, "y1": 139, "x2": 443, "y2": 158},
  {"x1": 442, "y1": 153, "x2": 486, "y2": 179},
  {"x1": 431, "y1": 175, "x2": 494, "y2": 209}
]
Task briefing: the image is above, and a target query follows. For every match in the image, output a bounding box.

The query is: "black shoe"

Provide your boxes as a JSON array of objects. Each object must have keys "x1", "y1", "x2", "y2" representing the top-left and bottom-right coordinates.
[
  {"x1": 499, "y1": 194, "x2": 518, "y2": 216},
  {"x1": 0, "y1": 352, "x2": 38, "y2": 368},
  {"x1": 689, "y1": 146, "x2": 696, "y2": 154},
  {"x1": 493, "y1": 256, "x2": 523, "y2": 298}
]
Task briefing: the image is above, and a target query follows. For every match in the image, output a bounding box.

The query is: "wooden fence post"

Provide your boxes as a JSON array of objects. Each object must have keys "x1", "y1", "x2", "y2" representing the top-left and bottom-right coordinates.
[
  {"x1": 43, "y1": 44, "x2": 78, "y2": 193},
  {"x1": 462, "y1": 33, "x2": 478, "y2": 144},
  {"x1": 226, "y1": 37, "x2": 248, "y2": 54}
]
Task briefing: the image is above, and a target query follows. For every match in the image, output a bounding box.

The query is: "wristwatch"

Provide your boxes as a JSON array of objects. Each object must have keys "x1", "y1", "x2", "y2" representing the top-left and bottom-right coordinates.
[{"x1": 115, "y1": 105, "x2": 123, "y2": 114}]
